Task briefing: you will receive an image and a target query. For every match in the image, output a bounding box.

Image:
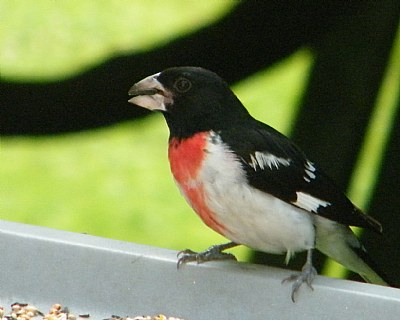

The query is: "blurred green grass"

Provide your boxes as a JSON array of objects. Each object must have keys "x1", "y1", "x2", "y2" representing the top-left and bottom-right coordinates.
[
  {"x1": 1, "y1": 1, "x2": 398, "y2": 270},
  {"x1": 0, "y1": 0, "x2": 234, "y2": 80}
]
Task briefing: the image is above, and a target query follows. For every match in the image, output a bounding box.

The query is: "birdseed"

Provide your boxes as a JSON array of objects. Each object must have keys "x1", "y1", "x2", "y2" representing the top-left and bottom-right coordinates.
[{"x1": 0, "y1": 304, "x2": 185, "y2": 320}]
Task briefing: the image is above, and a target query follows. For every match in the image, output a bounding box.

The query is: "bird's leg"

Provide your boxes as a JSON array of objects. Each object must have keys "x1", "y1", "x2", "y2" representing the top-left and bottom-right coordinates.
[
  {"x1": 282, "y1": 249, "x2": 317, "y2": 302},
  {"x1": 177, "y1": 242, "x2": 238, "y2": 268}
]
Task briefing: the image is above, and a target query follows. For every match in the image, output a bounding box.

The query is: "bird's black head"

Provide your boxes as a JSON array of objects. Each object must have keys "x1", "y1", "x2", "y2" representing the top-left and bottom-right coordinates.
[{"x1": 128, "y1": 67, "x2": 250, "y2": 138}]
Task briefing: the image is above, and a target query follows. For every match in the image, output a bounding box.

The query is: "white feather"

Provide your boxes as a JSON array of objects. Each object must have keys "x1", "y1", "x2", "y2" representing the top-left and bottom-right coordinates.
[
  {"x1": 249, "y1": 151, "x2": 291, "y2": 171},
  {"x1": 303, "y1": 161, "x2": 317, "y2": 182},
  {"x1": 294, "y1": 192, "x2": 331, "y2": 213}
]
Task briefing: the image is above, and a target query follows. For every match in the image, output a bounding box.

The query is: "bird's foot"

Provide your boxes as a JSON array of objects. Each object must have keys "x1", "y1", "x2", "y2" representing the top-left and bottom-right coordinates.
[
  {"x1": 177, "y1": 242, "x2": 238, "y2": 269},
  {"x1": 282, "y1": 262, "x2": 317, "y2": 302}
]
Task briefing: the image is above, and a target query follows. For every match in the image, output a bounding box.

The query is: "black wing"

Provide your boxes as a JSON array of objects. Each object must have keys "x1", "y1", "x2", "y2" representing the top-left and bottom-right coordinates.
[{"x1": 220, "y1": 121, "x2": 382, "y2": 233}]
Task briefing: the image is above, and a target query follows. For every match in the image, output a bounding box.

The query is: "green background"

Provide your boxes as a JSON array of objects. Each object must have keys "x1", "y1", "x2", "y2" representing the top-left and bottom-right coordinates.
[{"x1": 1, "y1": 0, "x2": 399, "y2": 274}]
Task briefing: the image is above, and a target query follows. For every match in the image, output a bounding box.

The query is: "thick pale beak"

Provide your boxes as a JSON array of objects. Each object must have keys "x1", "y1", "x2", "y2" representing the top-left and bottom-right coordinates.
[{"x1": 128, "y1": 73, "x2": 172, "y2": 111}]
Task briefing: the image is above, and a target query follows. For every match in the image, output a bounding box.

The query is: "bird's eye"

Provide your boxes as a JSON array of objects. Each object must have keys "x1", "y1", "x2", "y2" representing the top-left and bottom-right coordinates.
[{"x1": 173, "y1": 77, "x2": 192, "y2": 93}]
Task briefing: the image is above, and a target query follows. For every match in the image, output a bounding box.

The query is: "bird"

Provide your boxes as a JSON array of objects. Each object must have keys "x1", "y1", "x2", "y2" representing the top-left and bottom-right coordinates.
[{"x1": 127, "y1": 66, "x2": 390, "y2": 301}]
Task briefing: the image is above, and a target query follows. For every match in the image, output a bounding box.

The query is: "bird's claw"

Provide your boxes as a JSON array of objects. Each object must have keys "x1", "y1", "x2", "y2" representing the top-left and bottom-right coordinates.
[
  {"x1": 282, "y1": 263, "x2": 317, "y2": 302},
  {"x1": 177, "y1": 245, "x2": 237, "y2": 269},
  {"x1": 176, "y1": 249, "x2": 198, "y2": 268}
]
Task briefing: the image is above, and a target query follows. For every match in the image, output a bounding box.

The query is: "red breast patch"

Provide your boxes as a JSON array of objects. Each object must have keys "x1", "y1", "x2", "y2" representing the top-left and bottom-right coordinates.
[{"x1": 168, "y1": 132, "x2": 225, "y2": 234}]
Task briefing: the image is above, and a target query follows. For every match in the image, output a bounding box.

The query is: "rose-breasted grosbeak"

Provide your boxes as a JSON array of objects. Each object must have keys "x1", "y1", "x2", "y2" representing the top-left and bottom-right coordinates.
[{"x1": 128, "y1": 67, "x2": 390, "y2": 301}]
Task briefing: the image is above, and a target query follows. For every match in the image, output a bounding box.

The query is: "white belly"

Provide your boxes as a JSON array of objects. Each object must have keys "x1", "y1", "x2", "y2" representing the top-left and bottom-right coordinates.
[{"x1": 198, "y1": 134, "x2": 315, "y2": 257}]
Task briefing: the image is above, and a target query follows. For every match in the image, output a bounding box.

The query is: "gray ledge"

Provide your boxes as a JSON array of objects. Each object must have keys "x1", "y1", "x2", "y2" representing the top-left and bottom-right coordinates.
[{"x1": 0, "y1": 220, "x2": 399, "y2": 319}]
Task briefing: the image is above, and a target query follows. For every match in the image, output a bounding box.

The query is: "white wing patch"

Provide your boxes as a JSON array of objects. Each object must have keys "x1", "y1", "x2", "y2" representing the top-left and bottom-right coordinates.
[
  {"x1": 294, "y1": 192, "x2": 331, "y2": 213},
  {"x1": 248, "y1": 151, "x2": 291, "y2": 171},
  {"x1": 303, "y1": 161, "x2": 317, "y2": 182}
]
